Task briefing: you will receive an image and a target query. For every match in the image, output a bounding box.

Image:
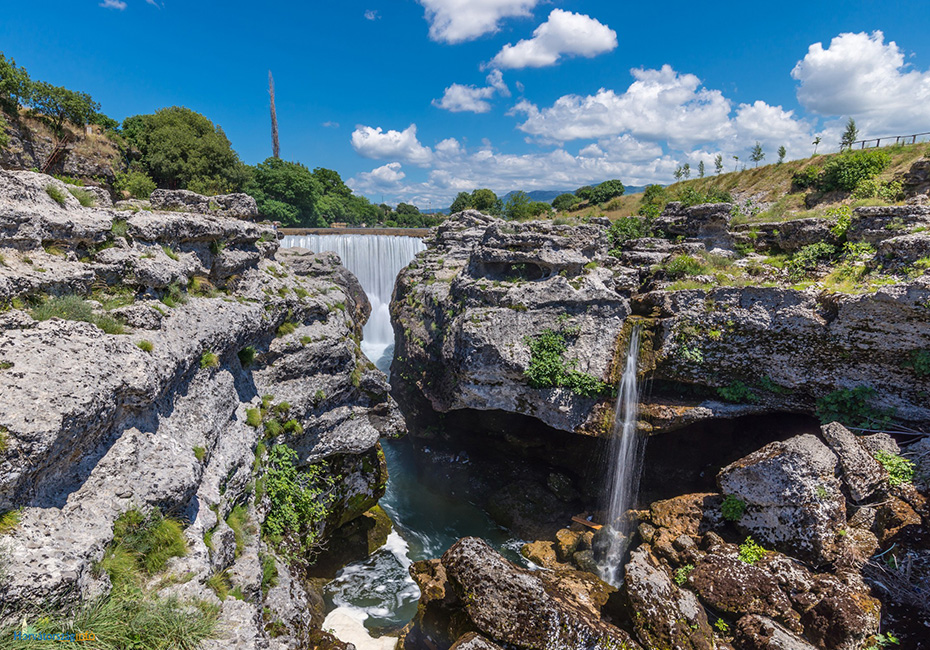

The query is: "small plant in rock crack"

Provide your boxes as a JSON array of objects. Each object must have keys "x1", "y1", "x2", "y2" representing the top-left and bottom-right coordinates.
[
  {"x1": 674, "y1": 564, "x2": 694, "y2": 586},
  {"x1": 738, "y1": 537, "x2": 769, "y2": 565},
  {"x1": 721, "y1": 495, "x2": 746, "y2": 522}
]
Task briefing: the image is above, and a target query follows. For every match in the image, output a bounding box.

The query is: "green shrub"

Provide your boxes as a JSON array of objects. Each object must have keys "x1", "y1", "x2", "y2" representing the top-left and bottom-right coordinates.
[
  {"x1": 523, "y1": 327, "x2": 607, "y2": 398},
  {"x1": 676, "y1": 186, "x2": 733, "y2": 207},
  {"x1": 193, "y1": 446, "x2": 206, "y2": 462},
  {"x1": 738, "y1": 536, "x2": 768, "y2": 565},
  {"x1": 721, "y1": 495, "x2": 746, "y2": 522},
  {"x1": 820, "y1": 150, "x2": 891, "y2": 192},
  {"x1": 674, "y1": 564, "x2": 694, "y2": 586},
  {"x1": 0, "y1": 509, "x2": 21, "y2": 535},
  {"x1": 638, "y1": 184, "x2": 669, "y2": 219},
  {"x1": 0, "y1": 112, "x2": 8, "y2": 150},
  {"x1": 607, "y1": 217, "x2": 651, "y2": 255},
  {"x1": 238, "y1": 346, "x2": 256, "y2": 367},
  {"x1": 276, "y1": 321, "x2": 297, "y2": 337},
  {"x1": 874, "y1": 451, "x2": 915, "y2": 486},
  {"x1": 665, "y1": 255, "x2": 709, "y2": 278},
  {"x1": 717, "y1": 381, "x2": 759, "y2": 404},
  {"x1": 161, "y1": 245, "x2": 180, "y2": 261},
  {"x1": 100, "y1": 508, "x2": 187, "y2": 583},
  {"x1": 264, "y1": 419, "x2": 283, "y2": 438},
  {"x1": 260, "y1": 553, "x2": 278, "y2": 596},
  {"x1": 816, "y1": 386, "x2": 894, "y2": 429},
  {"x1": 136, "y1": 340, "x2": 154, "y2": 353},
  {"x1": 226, "y1": 504, "x2": 250, "y2": 557},
  {"x1": 115, "y1": 170, "x2": 156, "y2": 200},
  {"x1": 903, "y1": 349, "x2": 930, "y2": 377},
  {"x1": 262, "y1": 445, "x2": 334, "y2": 557},
  {"x1": 787, "y1": 242, "x2": 836, "y2": 280},
  {"x1": 283, "y1": 419, "x2": 303, "y2": 435},
  {"x1": 0, "y1": 426, "x2": 8, "y2": 453},
  {"x1": 827, "y1": 206, "x2": 853, "y2": 239},
  {"x1": 791, "y1": 166, "x2": 822, "y2": 189},
  {"x1": 68, "y1": 187, "x2": 96, "y2": 207},
  {"x1": 246, "y1": 408, "x2": 262, "y2": 428},
  {"x1": 206, "y1": 570, "x2": 232, "y2": 600},
  {"x1": 45, "y1": 184, "x2": 67, "y2": 206},
  {"x1": 30, "y1": 294, "x2": 124, "y2": 334},
  {"x1": 200, "y1": 351, "x2": 219, "y2": 369}
]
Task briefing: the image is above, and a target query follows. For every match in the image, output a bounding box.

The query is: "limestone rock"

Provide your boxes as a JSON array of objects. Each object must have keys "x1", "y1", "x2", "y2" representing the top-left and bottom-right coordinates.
[
  {"x1": 622, "y1": 545, "x2": 716, "y2": 650},
  {"x1": 406, "y1": 536, "x2": 639, "y2": 650},
  {"x1": 150, "y1": 188, "x2": 259, "y2": 220},
  {"x1": 653, "y1": 202, "x2": 735, "y2": 250},
  {"x1": 717, "y1": 434, "x2": 846, "y2": 565},
  {"x1": 847, "y1": 205, "x2": 930, "y2": 244},
  {"x1": 733, "y1": 615, "x2": 818, "y2": 650},
  {"x1": 648, "y1": 493, "x2": 724, "y2": 538},
  {"x1": 450, "y1": 632, "x2": 504, "y2": 650},
  {"x1": 820, "y1": 422, "x2": 886, "y2": 502}
]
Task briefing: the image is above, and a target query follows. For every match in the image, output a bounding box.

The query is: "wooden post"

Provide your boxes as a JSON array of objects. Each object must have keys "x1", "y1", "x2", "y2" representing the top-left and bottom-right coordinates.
[{"x1": 269, "y1": 71, "x2": 280, "y2": 159}]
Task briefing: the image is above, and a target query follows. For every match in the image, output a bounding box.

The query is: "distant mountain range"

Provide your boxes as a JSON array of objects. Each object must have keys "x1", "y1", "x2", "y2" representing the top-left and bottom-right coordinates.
[{"x1": 501, "y1": 185, "x2": 651, "y2": 204}]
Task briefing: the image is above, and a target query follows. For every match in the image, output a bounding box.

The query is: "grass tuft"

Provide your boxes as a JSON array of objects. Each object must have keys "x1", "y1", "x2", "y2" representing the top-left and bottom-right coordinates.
[
  {"x1": 45, "y1": 185, "x2": 67, "y2": 206},
  {"x1": 200, "y1": 351, "x2": 219, "y2": 370}
]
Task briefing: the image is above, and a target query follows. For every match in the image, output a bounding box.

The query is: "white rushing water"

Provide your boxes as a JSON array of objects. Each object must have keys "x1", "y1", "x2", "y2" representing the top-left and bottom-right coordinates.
[
  {"x1": 598, "y1": 324, "x2": 645, "y2": 586},
  {"x1": 281, "y1": 233, "x2": 426, "y2": 372}
]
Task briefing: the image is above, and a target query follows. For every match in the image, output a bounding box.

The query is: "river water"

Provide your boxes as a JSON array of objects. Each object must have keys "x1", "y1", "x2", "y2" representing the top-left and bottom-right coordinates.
[{"x1": 281, "y1": 233, "x2": 522, "y2": 645}]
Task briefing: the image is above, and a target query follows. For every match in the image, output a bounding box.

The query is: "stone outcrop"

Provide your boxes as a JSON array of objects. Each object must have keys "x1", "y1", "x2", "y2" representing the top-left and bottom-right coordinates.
[
  {"x1": 150, "y1": 188, "x2": 260, "y2": 220},
  {"x1": 393, "y1": 209, "x2": 930, "y2": 442},
  {"x1": 717, "y1": 434, "x2": 846, "y2": 566},
  {"x1": 0, "y1": 169, "x2": 402, "y2": 648},
  {"x1": 404, "y1": 537, "x2": 639, "y2": 650}
]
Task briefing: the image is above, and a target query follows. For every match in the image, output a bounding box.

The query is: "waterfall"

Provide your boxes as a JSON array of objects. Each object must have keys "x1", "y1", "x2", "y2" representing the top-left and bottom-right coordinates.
[
  {"x1": 598, "y1": 325, "x2": 645, "y2": 586},
  {"x1": 281, "y1": 233, "x2": 425, "y2": 372}
]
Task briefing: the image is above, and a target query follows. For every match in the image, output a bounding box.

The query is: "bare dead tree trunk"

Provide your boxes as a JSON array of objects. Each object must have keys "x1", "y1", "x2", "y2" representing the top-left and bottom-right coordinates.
[{"x1": 269, "y1": 71, "x2": 280, "y2": 159}]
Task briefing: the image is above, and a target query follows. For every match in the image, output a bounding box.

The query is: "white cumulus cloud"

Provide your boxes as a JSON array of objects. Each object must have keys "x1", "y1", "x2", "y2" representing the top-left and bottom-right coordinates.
[
  {"x1": 364, "y1": 9, "x2": 380, "y2": 20},
  {"x1": 419, "y1": 0, "x2": 539, "y2": 44},
  {"x1": 351, "y1": 124, "x2": 433, "y2": 165},
  {"x1": 513, "y1": 65, "x2": 734, "y2": 149},
  {"x1": 351, "y1": 163, "x2": 407, "y2": 192},
  {"x1": 100, "y1": 0, "x2": 127, "y2": 8},
  {"x1": 791, "y1": 30, "x2": 930, "y2": 134},
  {"x1": 433, "y1": 70, "x2": 511, "y2": 113},
  {"x1": 490, "y1": 9, "x2": 617, "y2": 69}
]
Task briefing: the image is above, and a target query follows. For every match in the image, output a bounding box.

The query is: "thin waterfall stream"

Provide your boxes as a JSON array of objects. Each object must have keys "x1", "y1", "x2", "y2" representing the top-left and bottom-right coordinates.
[{"x1": 597, "y1": 325, "x2": 646, "y2": 586}]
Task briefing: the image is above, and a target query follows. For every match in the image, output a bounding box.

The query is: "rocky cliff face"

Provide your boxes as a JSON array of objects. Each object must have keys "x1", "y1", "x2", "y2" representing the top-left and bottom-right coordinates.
[
  {"x1": 391, "y1": 206, "x2": 930, "y2": 440},
  {"x1": 0, "y1": 169, "x2": 403, "y2": 648}
]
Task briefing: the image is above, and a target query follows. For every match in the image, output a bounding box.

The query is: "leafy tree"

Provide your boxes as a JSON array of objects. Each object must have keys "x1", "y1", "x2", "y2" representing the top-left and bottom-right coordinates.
[
  {"x1": 812, "y1": 136, "x2": 822, "y2": 155},
  {"x1": 698, "y1": 160, "x2": 705, "y2": 178},
  {"x1": 714, "y1": 154, "x2": 723, "y2": 175},
  {"x1": 449, "y1": 191, "x2": 471, "y2": 213},
  {"x1": 732, "y1": 155, "x2": 739, "y2": 171},
  {"x1": 122, "y1": 107, "x2": 246, "y2": 191},
  {"x1": 840, "y1": 118, "x2": 859, "y2": 150},
  {"x1": 777, "y1": 146, "x2": 787, "y2": 164},
  {"x1": 504, "y1": 191, "x2": 548, "y2": 220},
  {"x1": 682, "y1": 163, "x2": 691, "y2": 179},
  {"x1": 115, "y1": 170, "x2": 156, "y2": 200},
  {"x1": 312, "y1": 167, "x2": 352, "y2": 198},
  {"x1": 587, "y1": 179, "x2": 625, "y2": 204},
  {"x1": 470, "y1": 188, "x2": 499, "y2": 213},
  {"x1": 750, "y1": 142, "x2": 765, "y2": 167},
  {"x1": 246, "y1": 157, "x2": 322, "y2": 227},
  {"x1": 674, "y1": 166, "x2": 683, "y2": 181},
  {"x1": 552, "y1": 192, "x2": 581, "y2": 212},
  {"x1": 28, "y1": 81, "x2": 100, "y2": 134},
  {"x1": 638, "y1": 184, "x2": 668, "y2": 219},
  {"x1": 0, "y1": 52, "x2": 31, "y2": 112},
  {"x1": 574, "y1": 185, "x2": 595, "y2": 202}
]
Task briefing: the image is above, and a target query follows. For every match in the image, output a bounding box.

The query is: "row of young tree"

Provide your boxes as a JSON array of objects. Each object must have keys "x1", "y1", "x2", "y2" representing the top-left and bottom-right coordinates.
[{"x1": 449, "y1": 179, "x2": 626, "y2": 218}]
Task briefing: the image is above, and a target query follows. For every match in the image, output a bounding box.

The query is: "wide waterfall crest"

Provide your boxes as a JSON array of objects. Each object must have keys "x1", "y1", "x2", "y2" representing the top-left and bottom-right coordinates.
[
  {"x1": 281, "y1": 233, "x2": 426, "y2": 372},
  {"x1": 598, "y1": 325, "x2": 646, "y2": 586}
]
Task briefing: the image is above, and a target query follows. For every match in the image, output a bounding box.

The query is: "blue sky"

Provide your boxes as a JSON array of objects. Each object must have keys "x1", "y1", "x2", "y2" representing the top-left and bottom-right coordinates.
[{"x1": 2, "y1": 0, "x2": 929, "y2": 207}]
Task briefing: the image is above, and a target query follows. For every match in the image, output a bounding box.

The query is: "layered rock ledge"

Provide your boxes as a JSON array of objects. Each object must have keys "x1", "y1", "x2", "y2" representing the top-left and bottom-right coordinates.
[{"x1": 0, "y1": 170, "x2": 402, "y2": 648}]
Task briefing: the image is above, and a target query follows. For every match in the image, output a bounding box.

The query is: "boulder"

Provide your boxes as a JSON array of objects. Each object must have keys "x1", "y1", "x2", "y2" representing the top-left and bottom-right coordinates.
[
  {"x1": 648, "y1": 493, "x2": 724, "y2": 538},
  {"x1": 406, "y1": 536, "x2": 639, "y2": 650},
  {"x1": 717, "y1": 434, "x2": 846, "y2": 565},
  {"x1": 450, "y1": 633, "x2": 504, "y2": 650},
  {"x1": 653, "y1": 202, "x2": 735, "y2": 250},
  {"x1": 733, "y1": 615, "x2": 818, "y2": 650},
  {"x1": 149, "y1": 189, "x2": 259, "y2": 220},
  {"x1": 820, "y1": 422, "x2": 886, "y2": 502},
  {"x1": 847, "y1": 205, "x2": 930, "y2": 244},
  {"x1": 621, "y1": 545, "x2": 716, "y2": 650}
]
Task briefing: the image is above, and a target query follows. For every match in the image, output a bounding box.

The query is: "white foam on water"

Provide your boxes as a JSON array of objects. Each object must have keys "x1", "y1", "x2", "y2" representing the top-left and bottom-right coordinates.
[{"x1": 322, "y1": 607, "x2": 398, "y2": 650}]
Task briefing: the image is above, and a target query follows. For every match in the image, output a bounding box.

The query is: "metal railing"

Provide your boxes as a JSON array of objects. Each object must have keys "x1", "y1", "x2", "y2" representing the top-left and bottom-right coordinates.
[{"x1": 848, "y1": 131, "x2": 930, "y2": 150}]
